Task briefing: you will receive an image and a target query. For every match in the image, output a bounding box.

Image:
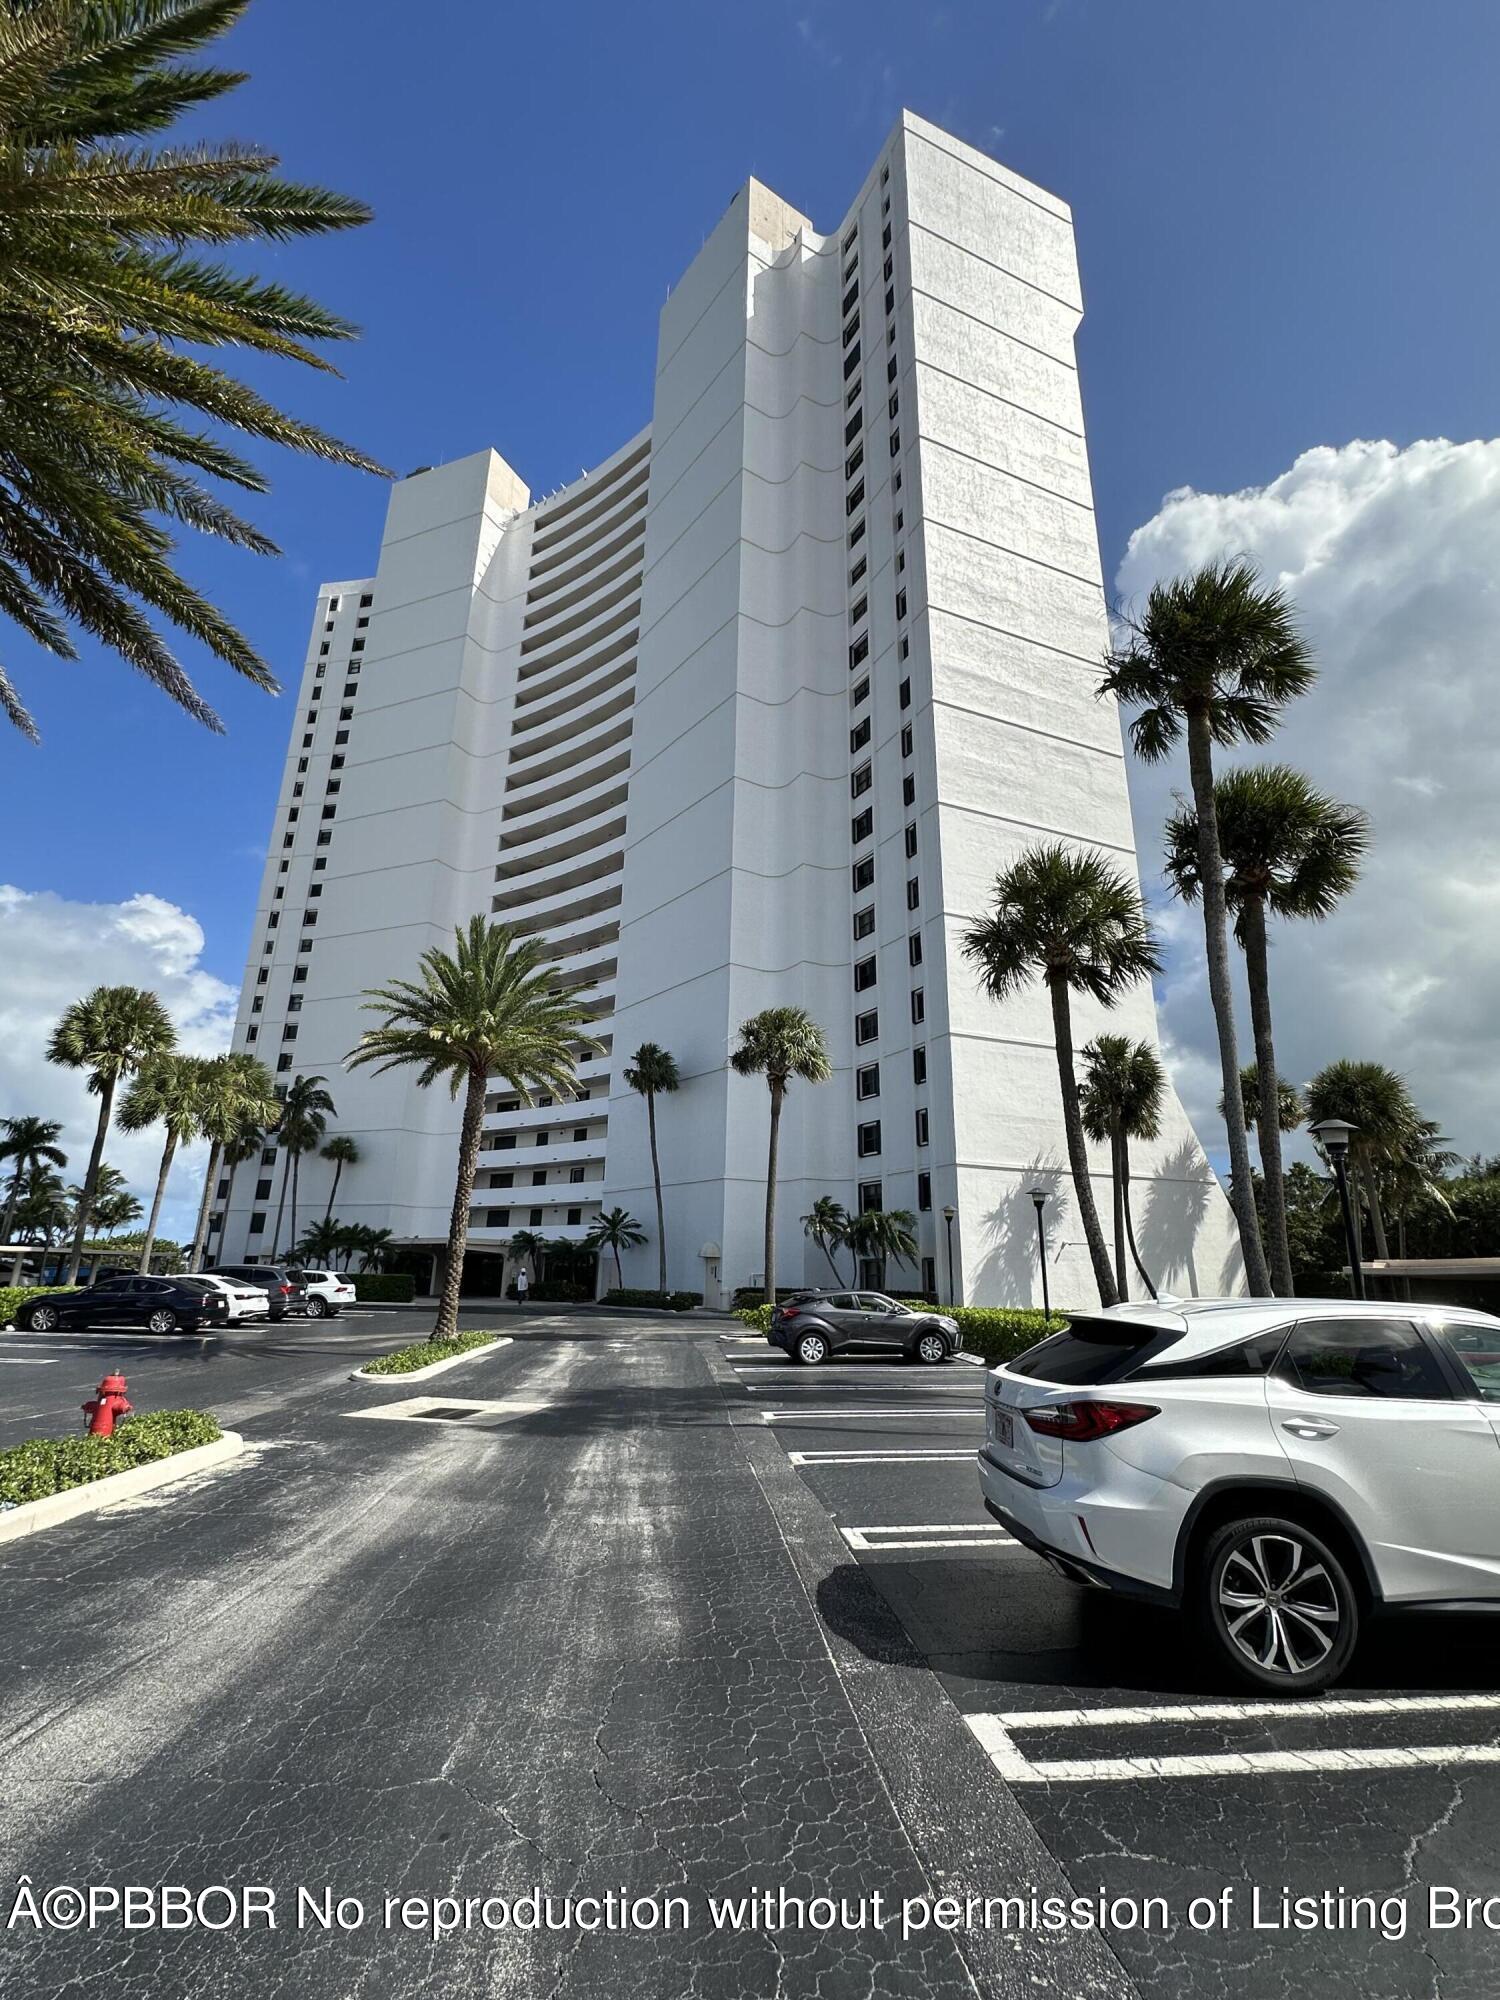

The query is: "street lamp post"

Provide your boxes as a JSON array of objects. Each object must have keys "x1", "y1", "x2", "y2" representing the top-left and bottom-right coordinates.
[
  {"x1": 1309, "y1": 1118, "x2": 1364, "y2": 1301},
  {"x1": 1028, "y1": 1187, "x2": 1051, "y2": 1321},
  {"x1": 941, "y1": 1205, "x2": 957, "y2": 1306}
]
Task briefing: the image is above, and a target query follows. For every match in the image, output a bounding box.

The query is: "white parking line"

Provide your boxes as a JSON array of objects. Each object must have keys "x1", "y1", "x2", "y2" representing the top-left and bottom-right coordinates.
[
  {"x1": 967, "y1": 1692, "x2": 1500, "y2": 1784},
  {"x1": 760, "y1": 1406, "x2": 979, "y2": 1421},
  {"x1": 842, "y1": 1522, "x2": 1014, "y2": 1552},
  {"x1": 0, "y1": 1357, "x2": 57, "y2": 1365},
  {"x1": 787, "y1": 1449, "x2": 975, "y2": 1465}
]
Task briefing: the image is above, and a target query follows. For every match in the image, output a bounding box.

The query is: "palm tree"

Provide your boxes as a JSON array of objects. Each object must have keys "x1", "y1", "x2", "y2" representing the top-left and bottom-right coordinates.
[
  {"x1": 294, "y1": 1216, "x2": 345, "y2": 1266},
  {"x1": 507, "y1": 1228, "x2": 547, "y2": 1288},
  {"x1": 320, "y1": 1135, "x2": 360, "y2": 1224},
  {"x1": 1305, "y1": 1060, "x2": 1422, "y2": 1264},
  {"x1": 801, "y1": 1196, "x2": 851, "y2": 1286},
  {"x1": 14, "y1": 1166, "x2": 70, "y2": 1262},
  {"x1": 1079, "y1": 1035, "x2": 1165, "y2": 1301},
  {"x1": 347, "y1": 916, "x2": 602, "y2": 1341},
  {"x1": 586, "y1": 1206, "x2": 647, "y2": 1291},
  {"x1": 209, "y1": 1125, "x2": 265, "y2": 1263},
  {"x1": 963, "y1": 844, "x2": 1161, "y2": 1307},
  {"x1": 189, "y1": 1053, "x2": 281, "y2": 1270},
  {"x1": 118, "y1": 1052, "x2": 214, "y2": 1273},
  {"x1": 730, "y1": 1007, "x2": 833, "y2": 1305},
  {"x1": 48, "y1": 984, "x2": 175, "y2": 1283},
  {"x1": 0, "y1": 0, "x2": 383, "y2": 743},
  {"x1": 1223, "y1": 1062, "x2": 1304, "y2": 1138},
  {"x1": 347, "y1": 1224, "x2": 392, "y2": 1272},
  {"x1": 269, "y1": 1073, "x2": 336, "y2": 1258},
  {"x1": 1, "y1": 1117, "x2": 67, "y2": 1250},
  {"x1": 846, "y1": 1207, "x2": 918, "y2": 1291},
  {"x1": 1101, "y1": 561, "x2": 1316, "y2": 1295},
  {"x1": 623, "y1": 1043, "x2": 680, "y2": 1293},
  {"x1": 1166, "y1": 763, "x2": 1367, "y2": 1294},
  {"x1": 93, "y1": 1185, "x2": 144, "y2": 1237}
]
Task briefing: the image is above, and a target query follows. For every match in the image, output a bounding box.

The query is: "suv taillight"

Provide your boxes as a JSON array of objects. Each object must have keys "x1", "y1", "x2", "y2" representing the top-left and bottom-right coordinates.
[
  {"x1": 278, "y1": 1282, "x2": 292, "y2": 1295},
  {"x1": 779, "y1": 1306, "x2": 801, "y2": 1320},
  {"x1": 1023, "y1": 1400, "x2": 1158, "y2": 1442}
]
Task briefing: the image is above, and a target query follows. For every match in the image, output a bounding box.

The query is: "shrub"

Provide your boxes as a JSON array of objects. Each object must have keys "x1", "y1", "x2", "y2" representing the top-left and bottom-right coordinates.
[
  {"x1": 361, "y1": 1327, "x2": 504, "y2": 1376},
  {"x1": 353, "y1": 1272, "x2": 416, "y2": 1303},
  {"x1": 509, "y1": 1279, "x2": 588, "y2": 1302},
  {"x1": 0, "y1": 1286, "x2": 72, "y2": 1328},
  {"x1": 734, "y1": 1304, "x2": 773, "y2": 1333},
  {"x1": 604, "y1": 1288, "x2": 703, "y2": 1311},
  {"x1": 0, "y1": 1409, "x2": 222, "y2": 1508}
]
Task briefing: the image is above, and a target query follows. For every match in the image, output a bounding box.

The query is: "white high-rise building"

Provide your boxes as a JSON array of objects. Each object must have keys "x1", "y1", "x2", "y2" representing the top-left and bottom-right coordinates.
[{"x1": 219, "y1": 111, "x2": 1244, "y2": 1308}]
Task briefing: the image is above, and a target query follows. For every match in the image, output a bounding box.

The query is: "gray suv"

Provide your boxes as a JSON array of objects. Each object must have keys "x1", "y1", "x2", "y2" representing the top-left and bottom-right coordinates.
[
  {"x1": 769, "y1": 1290, "x2": 961, "y2": 1365},
  {"x1": 209, "y1": 1263, "x2": 308, "y2": 1322}
]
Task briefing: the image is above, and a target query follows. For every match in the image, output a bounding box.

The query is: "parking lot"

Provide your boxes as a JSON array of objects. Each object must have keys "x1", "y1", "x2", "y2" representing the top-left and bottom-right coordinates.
[
  {"x1": 717, "y1": 1329, "x2": 1500, "y2": 1998},
  {"x1": 2, "y1": 1310, "x2": 1498, "y2": 1998}
]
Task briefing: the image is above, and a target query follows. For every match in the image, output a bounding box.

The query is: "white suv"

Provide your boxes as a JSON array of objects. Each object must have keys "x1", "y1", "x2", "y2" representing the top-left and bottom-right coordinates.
[
  {"x1": 979, "y1": 1298, "x2": 1500, "y2": 1693},
  {"x1": 294, "y1": 1268, "x2": 357, "y2": 1318}
]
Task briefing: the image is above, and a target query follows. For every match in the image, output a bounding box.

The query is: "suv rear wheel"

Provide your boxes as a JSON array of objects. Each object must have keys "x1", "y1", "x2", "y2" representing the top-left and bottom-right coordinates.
[
  {"x1": 305, "y1": 1294, "x2": 329, "y2": 1318},
  {"x1": 795, "y1": 1330, "x2": 828, "y2": 1366},
  {"x1": 1193, "y1": 1514, "x2": 1359, "y2": 1694}
]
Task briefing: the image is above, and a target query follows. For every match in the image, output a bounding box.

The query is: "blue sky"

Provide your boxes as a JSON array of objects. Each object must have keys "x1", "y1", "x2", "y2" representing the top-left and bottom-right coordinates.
[{"x1": 5, "y1": 0, "x2": 1500, "y2": 1195}]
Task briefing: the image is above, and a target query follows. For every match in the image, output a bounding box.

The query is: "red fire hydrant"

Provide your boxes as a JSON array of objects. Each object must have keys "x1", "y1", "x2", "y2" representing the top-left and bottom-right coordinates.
[{"x1": 82, "y1": 1372, "x2": 131, "y2": 1438}]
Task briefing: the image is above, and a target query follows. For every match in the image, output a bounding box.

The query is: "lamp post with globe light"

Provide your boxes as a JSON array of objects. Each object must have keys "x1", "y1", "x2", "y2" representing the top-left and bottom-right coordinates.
[
  {"x1": 1309, "y1": 1117, "x2": 1364, "y2": 1301},
  {"x1": 1029, "y1": 1187, "x2": 1051, "y2": 1320}
]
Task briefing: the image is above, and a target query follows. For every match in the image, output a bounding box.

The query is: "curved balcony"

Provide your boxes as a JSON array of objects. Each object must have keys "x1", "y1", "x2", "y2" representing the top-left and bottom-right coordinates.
[
  {"x1": 501, "y1": 750, "x2": 632, "y2": 825},
  {"x1": 529, "y1": 452, "x2": 649, "y2": 565},
  {"x1": 496, "y1": 801, "x2": 627, "y2": 875},
  {"x1": 525, "y1": 516, "x2": 645, "y2": 608},
  {"x1": 492, "y1": 852, "x2": 623, "y2": 922},
  {"x1": 521, "y1": 537, "x2": 645, "y2": 640},
  {"x1": 510, "y1": 679, "x2": 634, "y2": 762},
  {"x1": 507, "y1": 710, "x2": 632, "y2": 791},
  {"x1": 515, "y1": 621, "x2": 636, "y2": 708},
  {"x1": 512, "y1": 648, "x2": 635, "y2": 738}
]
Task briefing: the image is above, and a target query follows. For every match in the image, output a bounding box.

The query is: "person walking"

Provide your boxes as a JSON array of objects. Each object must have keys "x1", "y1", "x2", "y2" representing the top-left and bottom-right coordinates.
[{"x1": 514, "y1": 1266, "x2": 529, "y2": 1309}]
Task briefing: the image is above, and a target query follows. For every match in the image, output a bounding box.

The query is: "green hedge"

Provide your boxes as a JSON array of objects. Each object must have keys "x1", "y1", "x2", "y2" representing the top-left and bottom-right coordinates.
[
  {"x1": 604, "y1": 1288, "x2": 704, "y2": 1311},
  {"x1": 353, "y1": 1272, "x2": 416, "y2": 1303},
  {"x1": 0, "y1": 1286, "x2": 72, "y2": 1328},
  {"x1": 732, "y1": 1301, "x2": 1062, "y2": 1360},
  {"x1": 361, "y1": 1327, "x2": 504, "y2": 1376},
  {"x1": 510, "y1": 1279, "x2": 588, "y2": 1302},
  {"x1": 0, "y1": 1409, "x2": 221, "y2": 1508}
]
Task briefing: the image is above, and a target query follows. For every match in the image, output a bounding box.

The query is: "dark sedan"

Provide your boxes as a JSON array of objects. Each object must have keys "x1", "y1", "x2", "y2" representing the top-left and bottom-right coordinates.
[
  {"x1": 19, "y1": 1275, "x2": 231, "y2": 1335},
  {"x1": 768, "y1": 1289, "x2": 962, "y2": 1365}
]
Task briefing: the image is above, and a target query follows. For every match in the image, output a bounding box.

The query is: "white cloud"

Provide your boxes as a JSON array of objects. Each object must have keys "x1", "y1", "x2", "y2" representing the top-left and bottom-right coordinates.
[
  {"x1": 0, "y1": 887, "x2": 237, "y2": 1245},
  {"x1": 1117, "y1": 438, "x2": 1500, "y2": 1163}
]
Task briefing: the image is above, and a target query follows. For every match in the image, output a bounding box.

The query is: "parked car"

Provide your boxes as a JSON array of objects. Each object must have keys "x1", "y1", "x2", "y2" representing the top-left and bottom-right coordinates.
[
  {"x1": 290, "y1": 1268, "x2": 357, "y2": 1318},
  {"x1": 978, "y1": 1298, "x2": 1500, "y2": 1694},
  {"x1": 19, "y1": 1275, "x2": 231, "y2": 1335},
  {"x1": 181, "y1": 1274, "x2": 271, "y2": 1323},
  {"x1": 769, "y1": 1289, "x2": 961, "y2": 1365},
  {"x1": 208, "y1": 1263, "x2": 308, "y2": 1321}
]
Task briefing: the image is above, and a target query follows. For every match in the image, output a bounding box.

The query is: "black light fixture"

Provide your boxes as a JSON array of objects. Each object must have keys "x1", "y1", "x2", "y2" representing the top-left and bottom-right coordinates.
[
  {"x1": 941, "y1": 1204, "x2": 957, "y2": 1306},
  {"x1": 1309, "y1": 1117, "x2": 1364, "y2": 1301},
  {"x1": 1028, "y1": 1187, "x2": 1051, "y2": 1320}
]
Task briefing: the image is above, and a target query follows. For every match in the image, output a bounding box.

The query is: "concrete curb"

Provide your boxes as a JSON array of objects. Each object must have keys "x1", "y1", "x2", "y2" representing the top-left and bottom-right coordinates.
[
  {"x1": 349, "y1": 1335, "x2": 513, "y2": 1384},
  {"x1": 0, "y1": 1431, "x2": 245, "y2": 1546}
]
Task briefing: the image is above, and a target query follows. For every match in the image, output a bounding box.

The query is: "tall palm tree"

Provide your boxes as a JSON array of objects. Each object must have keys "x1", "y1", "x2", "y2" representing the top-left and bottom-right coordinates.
[
  {"x1": 1166, "y1": 763, "x2": 1368, "y2": 1294},
  {"x1": 347, "y1": 916, "x2": 601, "y2": 1341},
  {"x1": 846, "y1": 1207, "x2": 918, "y2": 1291},
  {"x1": 14, "y1": 1166, "x2": 70, "y2": 1264},
  {"x1": 320, "y1": 1134, "x2": 360, "y2": 1224},
  {"x1": 48, "y1": 984, "x2": 175, "y2": 1283},
  {"x1": 1305, "y1": 1060, "x2": 1422, "y2": 1263},
  {"x1": 1079, "y1": 1035, "x2": 1165, "y2": 1301},
  {"x1": 586, "y1": 1206, "x2": 647, "y2": 1292},
  {"x1": 0, "y1": 0, "x2": 383, "y2": 742},
  {"x1": 801, "y1": 1196, "x2": 851, "y2": 1286},
  {"x1": 0, "y1": 1116, "x2": 66, "y2": 1249},
  {"x1": 730, "y1": 1007, "x2": 832, "y2": 1305},
  {"x1": 1101, "y1": 561, "x2": 1316, "y2": 1295},
  {"x1": 962, "y1": 844, "x2": 1161, "y2": 1308},
  {"x1": 269, "y1": 1073, "x2": 335, "y2": 1258},
  {"x1": 93, "y1": 1184, "x2": 143, "y2": 1236},
  {"x1": 209, "y1": 1125, "x2": 264, "y2": 1262},
  {"x1": 623, "y1": 1043, "x2": 680, "y2": 1293},
  {"x1": 118, "y1": 1051, "x2": 214, "y2": 1273},
  {"x1": 350, "y1": 1225, "x2": 392, "y2": 1272},
  {"x1": 1224, "y1": 1061, "x2": 1304, "y2": 1138},
  {"x1": 189, "y1": 1053, "x2": 280, "y2": 1270},
  {"x1": 294, "y1": 1216, "x2": 345, "y2": 1266}
]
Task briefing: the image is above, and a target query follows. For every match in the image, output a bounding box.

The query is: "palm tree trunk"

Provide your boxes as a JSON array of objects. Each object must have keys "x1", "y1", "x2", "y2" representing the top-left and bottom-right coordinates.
[
  {"x1": 289, "y1": 1153, "x2": 300, "y2": 1260},
  {"x1": 214, "y1": 1150, "x2": 244, "y2": 1266},
  {"x1": 819, "y1": 1237, "x2": 843, "y2": 1285},
  {"x1": 64, "y1": 1078, "x2": 116, "y2": 1286},
  {"x1": 1186, "y1": 710, "x2": 1272, "y2": 1296},
  {"x1": 614, "y1": 1242, "x2": 623, "y2": 1289},
  {"x1": 1362, "y1": 1162, "x2": 1391, "y2": 1260},
  {"x1": 435, "y1": 1065, "x2": 487, "y2": 1341},
  {"x1": 1048, "y1": 976, "x2": 1118, "y2": 1306},
  {"x1": 189, "y1": 1139, "x2": 221, "y2": 1272},
  {"x1": 762, "y1": 1079, "x2": 783, "y2": 1306},
  {"x1": 324, "y1": 1158, "x2": 343, "y2": 1226},
  {"x1": 646, "y1": 1091, "x2": 667, "y2": 1294},
  {"x1": 271, "y1": 1150, "x2": 292, "y2": 1260},
  {"x1": 137, "y1": 1130, "x2": 178, "y2": 1273},
  {"x1": 1239, "y1": 894, "x2": 1295, "y2": 1295},
  {"x1": 1, "y1": 1163, "x2": 25, "y2": 1247},
  {"x1": 1120, "y1": 1136, "x2": 1157, "y2": 1299},
  {"x1": 1110, "y1": 1128, "x2": 1128, "y2": 1299}
]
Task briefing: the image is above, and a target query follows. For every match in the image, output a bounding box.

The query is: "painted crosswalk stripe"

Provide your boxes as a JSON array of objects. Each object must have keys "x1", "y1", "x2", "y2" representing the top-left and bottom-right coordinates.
[
  {"x1": 842, "y1": 1522, "x2": 1014, "y2": 1552},
  {"x1": 966, "y1": 1692, "x2": 1500, "y2": 1784}
]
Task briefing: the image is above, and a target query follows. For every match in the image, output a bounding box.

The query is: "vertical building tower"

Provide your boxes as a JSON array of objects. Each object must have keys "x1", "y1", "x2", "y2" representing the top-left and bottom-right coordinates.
[{"x1": 219, "y1": 112, "x2": 1243, "y2": 1308}]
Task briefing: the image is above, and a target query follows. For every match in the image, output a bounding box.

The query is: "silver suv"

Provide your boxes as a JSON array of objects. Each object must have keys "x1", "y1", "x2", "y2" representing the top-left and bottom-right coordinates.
[{"x1": 769, "y1": 1290, "x2": 961, "y2": 1365}]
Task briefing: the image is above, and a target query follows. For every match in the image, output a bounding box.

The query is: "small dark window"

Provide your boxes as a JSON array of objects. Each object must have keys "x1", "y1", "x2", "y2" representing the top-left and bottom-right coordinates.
[
  {"x1": 903, "y1": 774, "x2": 915, "y2": 806},
  {"x1": 851, "y1": 807, "x2": 873, "y2": 844},
  {"x1": 855, "y1": 1009, "x2": 880, "y2": 1046},
  {"x1": 282, "y1": 1024, "x2": 297, "y2": 1041},
  {"x1": 845, "y1": 410, "x2": 862, "y2": 445},
  {"x1": 255, "y1": 1178, "x2": 273, "y2": 1201},
  {"x1": 857, "y1": 1121, "x2": 882, "y2": 1158},
  {"x1": 901, "y1": 723, "x2": 913, "y2": 757},
  {"x1": 888, "y1": 354, "x2": 898, "y2": 384},
  {"x1": 850, "y1": 762, "x2": 872, "y2": 799},
  {"x1": 908, "y1": 933, "x2": 923, "y2": 967},
  {"x1": 885, "y1": 287, "x2": 895, "y2": 315},
  {"x1": 529, "y1": 1208, "x2": 543, "y2": 1226},
  {"x1": 853, "y1": 906, "x2": 875, "y2": 941},
  {"x1": 843, "y1": 343, "x2": 861, "y2": 380},
  {"x1": 532, "y1": 1170, "x2": 547, "y2": 1186},
  {"x1": 850, "y1": 717, "x2": 871, "y2": 753},
  {"x1": 904, "y1": 823, "x2": 918, "y2": 859},
  {"x1": 567, "y1": 1207, "x2": 582, "y2": 1227},
  {"x1": 848, "y1": 517, "x2": 866, "y2": 549},
  {"x1": 850, "y1": 595, "x2": 868, "y2": 627},
  {"x1": 852, "y1": 856, "x2": 874, "y2": 892},
  {"x1": 899, "y1": 634, "x2": 910, "y2": 660},
  {"x1": 856, "y1": 1063, "x2": 880, "y2": 1100},
  {"x1": 851, "y1": 677, "x2": 870, "y2": 708},
  {"x1": 895, "y1": 587, "x2": 907, "y2": 619},
  {"x1": 915, "y1": 1107, "x2": 929, "y2": 1147},
  {"x1": 569, "y1": 1166, "x2": 586, "y2": 1184},
  {"x1": 912, "y1": 1046, "x2": 927, "y2": 1085},
  {"x1": 489, "y1": 1209, "x2": 511, "y2": 1227},
  {"x1": 845, "y1": 445, "x2": 864, "y2": 481},
  {"x1": 276, "y1": 1054, "x2": 292, "y2": 1073},
  {"x1": 335, "y1": 730, "x2": 349, "y2": 745},
  {"x1": 858, "y1": 1180, "x2": 882, "y2": 1213},
  {"x1": 906, "y1": 877, "x2": 920, "y2": 910},
  {"x1": 842, "y1": 282, "x2": 858, "y2": 318},
  {"x1": 899, "y1": 678, "x2": 911, "y2": 710},
  {"x1": 360, "y1": 594, "x2": 372, "y2": 608},
  {"x1": 910, "y1": 988, "x2": 925, "y2": 1025},
  {"x1": 917, "y1": 1172, "x2": 932, "y2": 1212},
  {"x1": 849, "y1": 634, "x2": 869, "y2": 670},
  {"x1": 853, "y1": 956, "x2": 878, "y2": 992},
  {"x1": 249, "y1": 1212, "x2": 266, "y2": 1235},
  {"x1": 846, "y1": 480, "x2": 865, "y2": 517},
  {"x1": 842, "y1": 314, "x2": 860, "y2": 349},
  {"x1": 849, "y1": 555, "x2": 867, "y2": 586}
]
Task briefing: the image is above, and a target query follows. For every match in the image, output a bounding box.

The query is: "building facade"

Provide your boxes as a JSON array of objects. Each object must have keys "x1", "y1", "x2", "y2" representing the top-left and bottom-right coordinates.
[{"x1": 219, "y1": 111, "x2": 1244, "y2": 1308}]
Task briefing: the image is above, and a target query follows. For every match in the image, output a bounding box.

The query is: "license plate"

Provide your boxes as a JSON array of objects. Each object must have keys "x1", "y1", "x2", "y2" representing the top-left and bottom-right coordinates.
[{"x1": 992, "y1": 1407, "x2": 1014, "y2": 1448}]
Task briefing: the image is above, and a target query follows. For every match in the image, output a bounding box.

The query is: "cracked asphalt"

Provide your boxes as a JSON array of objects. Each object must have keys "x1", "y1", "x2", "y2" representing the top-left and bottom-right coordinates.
[{"x1": 3, "y1": 1311, "x2": 1498, "y2": 1997}]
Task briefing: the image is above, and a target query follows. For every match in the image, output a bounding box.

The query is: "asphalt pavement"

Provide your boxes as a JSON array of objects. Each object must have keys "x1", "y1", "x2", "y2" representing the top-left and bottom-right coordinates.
[{"x1": 1, "y1": 1311, "x2": 1497, "y2": 1998}]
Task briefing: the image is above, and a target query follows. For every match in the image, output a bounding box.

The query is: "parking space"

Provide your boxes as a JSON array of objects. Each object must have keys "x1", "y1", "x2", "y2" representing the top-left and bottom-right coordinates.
[{"x1": 720, "y1": 1326, "x2": 1500, "y2": 1998}]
